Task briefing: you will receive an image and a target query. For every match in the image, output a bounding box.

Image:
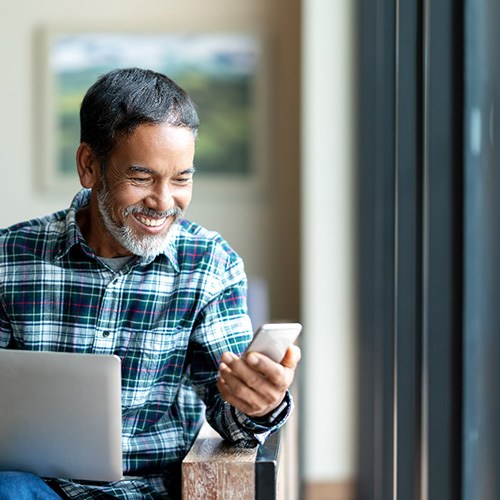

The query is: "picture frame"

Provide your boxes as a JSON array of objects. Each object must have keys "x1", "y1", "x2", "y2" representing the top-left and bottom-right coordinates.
[{"x1": 37, "y1": 30, "x2": 271, "y2": 198}]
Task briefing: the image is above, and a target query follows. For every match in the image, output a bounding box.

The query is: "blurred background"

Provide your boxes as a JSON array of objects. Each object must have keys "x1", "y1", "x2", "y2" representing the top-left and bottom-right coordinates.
[{"x1": 0, "y1": 1, "x2": 356, "y2": 499}]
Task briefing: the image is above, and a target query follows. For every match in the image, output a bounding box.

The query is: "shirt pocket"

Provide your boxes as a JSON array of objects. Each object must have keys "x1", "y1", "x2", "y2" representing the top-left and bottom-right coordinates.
[{"x1": 118, "y1": 325, "x2": 190, "y2": 410}]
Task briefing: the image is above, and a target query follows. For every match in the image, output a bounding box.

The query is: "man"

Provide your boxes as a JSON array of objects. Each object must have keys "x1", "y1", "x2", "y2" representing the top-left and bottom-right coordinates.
[{"x1": 0, "y1": 68, "x2": 300, "y2": 499}]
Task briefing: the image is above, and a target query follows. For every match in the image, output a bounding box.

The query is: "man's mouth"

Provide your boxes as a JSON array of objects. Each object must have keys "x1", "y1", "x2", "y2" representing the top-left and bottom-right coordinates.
[
  {"x1": 134, "y1": 215, "x2": 167, "y2": 228},
  {"x1": 127, "y1": 207, "x2": 183, "y2": 231}
]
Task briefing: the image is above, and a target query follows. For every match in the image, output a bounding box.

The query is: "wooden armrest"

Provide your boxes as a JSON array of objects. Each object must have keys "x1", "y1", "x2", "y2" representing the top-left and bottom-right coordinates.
[{"x1": 181, "y1": 421, "x2": 293, "y2": 500}]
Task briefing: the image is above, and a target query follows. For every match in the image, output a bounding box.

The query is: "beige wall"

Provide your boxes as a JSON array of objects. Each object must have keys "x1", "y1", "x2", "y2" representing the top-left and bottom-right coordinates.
[{"x1": 301, "y1": 0, "x2": 357, "y2": 489}]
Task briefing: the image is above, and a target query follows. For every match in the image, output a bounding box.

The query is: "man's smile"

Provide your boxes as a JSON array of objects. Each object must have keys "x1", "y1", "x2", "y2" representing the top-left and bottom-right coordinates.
[{"x1": 133, "y1": 214, "x2": 167, "y2": 228}]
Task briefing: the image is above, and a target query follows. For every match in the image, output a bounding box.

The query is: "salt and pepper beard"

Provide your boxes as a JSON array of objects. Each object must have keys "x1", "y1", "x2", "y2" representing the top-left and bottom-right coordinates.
[{"x1": 96, "y1": 178, "x2": 184, "y2": 259}]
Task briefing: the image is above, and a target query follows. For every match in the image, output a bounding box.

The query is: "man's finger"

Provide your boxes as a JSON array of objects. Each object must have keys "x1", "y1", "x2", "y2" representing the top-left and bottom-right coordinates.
[{"x1": 281, "y1": 345, "x2": 301, "y2": 369}]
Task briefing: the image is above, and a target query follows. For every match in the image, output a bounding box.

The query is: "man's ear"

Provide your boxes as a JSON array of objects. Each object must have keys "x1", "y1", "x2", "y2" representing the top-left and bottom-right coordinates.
[{"x1": 76, "y1": 143, "x2": 99, "y2": 188}]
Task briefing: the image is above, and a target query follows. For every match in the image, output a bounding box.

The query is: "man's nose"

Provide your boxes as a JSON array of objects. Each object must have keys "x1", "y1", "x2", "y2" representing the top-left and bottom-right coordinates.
[{"x1": 146, "y1": 182, "x2": 174, "y2": 213}]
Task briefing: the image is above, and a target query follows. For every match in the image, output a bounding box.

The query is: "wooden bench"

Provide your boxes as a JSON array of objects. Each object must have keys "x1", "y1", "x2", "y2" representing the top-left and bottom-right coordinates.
[{"x1": 182, "y1": 413, "x2": 299, "y2": 500}]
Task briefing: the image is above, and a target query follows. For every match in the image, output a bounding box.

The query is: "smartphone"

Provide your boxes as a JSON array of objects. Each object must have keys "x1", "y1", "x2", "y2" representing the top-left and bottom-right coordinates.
[{"x1": 243, "y1": 323, "x2": 302, "y2": 363}]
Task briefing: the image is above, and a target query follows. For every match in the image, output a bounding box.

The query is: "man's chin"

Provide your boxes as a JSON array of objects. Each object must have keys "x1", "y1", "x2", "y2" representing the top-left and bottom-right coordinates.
[
  {"x1": 123, "y1": 224, "x2": 178, "y2": 258},
  {"x1": 122, "y1": 237, "x2": 164, "y2": 258}
]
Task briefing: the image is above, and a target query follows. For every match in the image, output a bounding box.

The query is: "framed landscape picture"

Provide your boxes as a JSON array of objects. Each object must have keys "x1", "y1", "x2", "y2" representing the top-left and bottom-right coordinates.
[{"x1": 38, "y1": 31, "x2": 267, "y2": 194}]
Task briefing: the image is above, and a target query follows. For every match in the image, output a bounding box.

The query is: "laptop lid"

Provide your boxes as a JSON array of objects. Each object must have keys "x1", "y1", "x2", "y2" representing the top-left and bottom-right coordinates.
[{"x1": 0, "y1": 350, "x2": 123, "y2": 482}]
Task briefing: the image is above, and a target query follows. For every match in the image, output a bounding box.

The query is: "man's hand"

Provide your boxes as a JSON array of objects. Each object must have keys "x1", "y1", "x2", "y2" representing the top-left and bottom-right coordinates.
[{"x1": 217, "y1": 345, "x2": 301, "y2": 418}]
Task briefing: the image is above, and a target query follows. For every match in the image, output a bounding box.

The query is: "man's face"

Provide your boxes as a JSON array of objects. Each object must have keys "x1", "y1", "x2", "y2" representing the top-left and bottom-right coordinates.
[{"x1": 83, "y1": 123, "x2": 195, "y2": 258}]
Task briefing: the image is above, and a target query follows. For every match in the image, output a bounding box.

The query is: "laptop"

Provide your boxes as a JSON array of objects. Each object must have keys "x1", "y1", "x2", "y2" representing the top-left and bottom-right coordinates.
[{"x1": 0, "y1": 350, "x2": 123, "y2": 482}]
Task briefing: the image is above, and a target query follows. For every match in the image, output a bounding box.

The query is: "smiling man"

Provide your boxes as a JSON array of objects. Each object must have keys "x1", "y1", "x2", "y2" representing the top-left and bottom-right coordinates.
[{"x1": 0, "y1": 68, "x2": 300, "y2": 499}]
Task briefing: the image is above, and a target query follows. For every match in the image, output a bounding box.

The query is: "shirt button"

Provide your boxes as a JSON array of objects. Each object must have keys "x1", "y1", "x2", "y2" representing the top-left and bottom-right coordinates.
[{"x1": 102, "y1": 331, "x2": 110, "y2": 338}]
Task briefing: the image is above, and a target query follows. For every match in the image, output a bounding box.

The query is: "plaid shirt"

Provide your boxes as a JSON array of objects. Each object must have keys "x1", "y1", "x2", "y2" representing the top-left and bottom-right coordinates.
[{"x1": 0, "y1": 190, "x2": 291, "y2": 499}]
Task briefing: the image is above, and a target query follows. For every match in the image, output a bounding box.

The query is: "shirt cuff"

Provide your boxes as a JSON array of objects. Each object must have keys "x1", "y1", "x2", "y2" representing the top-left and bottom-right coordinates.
[{"x1": 231, "y1": 390, "x2": 293, "y2": 435}]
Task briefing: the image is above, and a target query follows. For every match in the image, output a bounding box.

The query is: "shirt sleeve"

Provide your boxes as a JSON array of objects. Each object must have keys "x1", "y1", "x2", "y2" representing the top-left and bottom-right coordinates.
[{"x1": 187, "y1": 256, "x2": 292, "y2": 446}]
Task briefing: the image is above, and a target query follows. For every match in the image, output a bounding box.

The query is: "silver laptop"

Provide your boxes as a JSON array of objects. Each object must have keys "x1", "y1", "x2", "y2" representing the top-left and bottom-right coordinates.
[{"x1": 0, "y1": 350, "x2": 123, "y2": 482}]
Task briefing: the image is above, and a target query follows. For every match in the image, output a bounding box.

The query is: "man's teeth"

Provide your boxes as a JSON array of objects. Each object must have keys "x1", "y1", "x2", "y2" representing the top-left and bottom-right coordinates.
[{"x1": 136, "y1": 216, "x2": 166, "y2": 227}]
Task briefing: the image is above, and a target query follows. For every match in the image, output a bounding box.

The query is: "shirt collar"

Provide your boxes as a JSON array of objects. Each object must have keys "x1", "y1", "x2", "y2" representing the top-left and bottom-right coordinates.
[
  {"x1": 54, "y1": 189, "x2": 181, "y2": 272},
  {"x1": 52, "y1": 189, "x2": 92, "y2": 261}
]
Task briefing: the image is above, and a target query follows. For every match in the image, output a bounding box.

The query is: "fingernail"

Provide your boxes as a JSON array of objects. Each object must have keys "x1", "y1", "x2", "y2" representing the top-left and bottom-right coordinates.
[
  {"x1": 247, "y1": 353, "x2": 259, "y2": 366},
  {"x1": 223, "y1": 352, "x2": 238, "y2": 364}
]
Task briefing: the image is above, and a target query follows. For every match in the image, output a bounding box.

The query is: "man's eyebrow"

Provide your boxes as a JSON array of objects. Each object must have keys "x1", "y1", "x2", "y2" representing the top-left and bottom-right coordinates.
[
  {"x1": 128, "y1": 166, "x2": 196, "y2": 175},
  {"x1": 129, "y1": 165, "x2": 154, "y2": 174}
]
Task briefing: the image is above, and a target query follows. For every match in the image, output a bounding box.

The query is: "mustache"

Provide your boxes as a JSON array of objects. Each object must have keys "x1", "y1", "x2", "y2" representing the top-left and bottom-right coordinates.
[{"x1": 124, "y1": 206, "x2": 184, "y2": 218}]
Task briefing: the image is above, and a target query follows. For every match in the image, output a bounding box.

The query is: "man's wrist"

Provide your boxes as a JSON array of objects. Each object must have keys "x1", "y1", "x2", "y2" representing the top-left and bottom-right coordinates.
[
  {"x1": 249, "y1": 398, "x2": 289, "y2": 426},
  {"x1": 230, "y1": 391, "x2": 293, "y2": 434}
]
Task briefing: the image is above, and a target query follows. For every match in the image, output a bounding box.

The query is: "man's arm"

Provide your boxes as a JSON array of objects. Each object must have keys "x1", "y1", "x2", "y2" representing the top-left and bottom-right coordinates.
[{"x1": 189, "y1": 275, "x2": 299, "y2": 445}]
